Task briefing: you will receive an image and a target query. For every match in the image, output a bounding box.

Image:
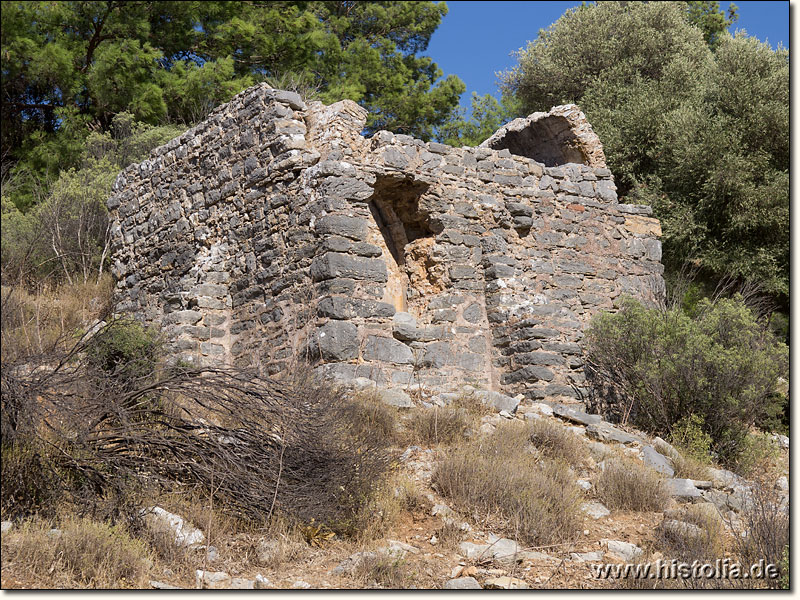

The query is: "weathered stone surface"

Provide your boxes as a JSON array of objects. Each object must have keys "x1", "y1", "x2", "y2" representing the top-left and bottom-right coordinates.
[
  {"x1": 570, "y1": 551, "x2": 604, "y2": 562},
  {"x1": 474, "y1": 390, "x2": 520, "y2": 413},
  {"x1": 108, "y1": 83, "x2": 665, "y2": 399},
  {"x1": 444, "y1": 577, "x2": 482, "y2": 590},
  {"x1": 140, "y1": 506, "x2": 205, "y2": 548},
  {"x1": 641, "y1": 445, "x2": 675, "y2": 477},
  {"x1": 586, "y1": 423, "x2": 641, "y2": 445},
  {"x1": 553, "y1": 404, "x2": 603, "y2": 426},
  {"x1": 667, "y1": 478, "x2": 702, "y2": 500},
  {"x1": 316, "y1": 321, "x2": 359, "y2": 361},
  {"x1": 661, "y1": 519, "x2": 703, "y2": 541},
  {"x1": 708, "y1": 468, "x2": 739, "y2": 489},
  {"x1": 364, "y1": 336, "x2": 413, "y2": 364},
  {"x1": 378, "y1": 388, "x2": 413, "y2": 408},
  {"x1": 196, "y1": 570, "x2": 232, "y2": 589},
  {"x1": 604, "y1": 540, "x2": 643, "y2": 562},
  {"x1": 484, "y1": 576, "x2": 530, "y2": 590},
  {"x1": 581, "y1": 501, "x2": 611, "y2": 519}
]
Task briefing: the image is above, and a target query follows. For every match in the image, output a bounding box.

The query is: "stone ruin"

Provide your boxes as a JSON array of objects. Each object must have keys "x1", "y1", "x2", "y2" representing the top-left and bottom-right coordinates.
[{"x1": 108, "y1": 83, "x2": 665, "y2": 403}]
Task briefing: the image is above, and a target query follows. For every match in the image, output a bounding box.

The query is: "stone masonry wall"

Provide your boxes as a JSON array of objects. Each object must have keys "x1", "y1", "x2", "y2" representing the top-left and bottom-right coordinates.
[{"x1": 109, "y1": 83, "x2": 665, "y2": 402}]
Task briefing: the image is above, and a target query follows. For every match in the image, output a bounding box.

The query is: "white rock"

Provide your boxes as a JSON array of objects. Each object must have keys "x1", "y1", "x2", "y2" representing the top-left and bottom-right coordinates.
[
  {"x1": 386, "y1": 539, "x2": 419, "y2": 556},
  {"x1": 576, "y1": 479, "x2": 593, "y2": 491},
  {"x1": 484, "y1": 576, "x2": 529, "y2": 589},
  {"x1": 230, "y1": 577, "x2": 255, "y2": 589},
  {"x1": 459, "y1": 541, "x2": 491, "y2": 561},
  {"x1": 444, "y1": 576, "x2": 482, "y2": 589},
  {"x1": 1, "y1": 521, "x2": 12, "y2": 534},
  {"x1": 570, "y1": 551, "x2": 604, "y2": 562},
  {"x1": 141, "y1": 506, "x2": 205, "y2": 547},
  {"x1": 581, "y1": 501, "x2": 611, "y2": 519},
  {"x1": 292, "y1": 580, "x2": 312, "y2": 589},
  {"x1": 530, "y1": 402, "x2": 554, "y2": 416},
  {"x1": 432, "y1": 503, "x2": 456, "y2": 519},
  {"x1": 603, "y1": 540, "x2": 643, "y2": 562},
  {"x1": 196, "y1": 570, "x2": 231, "y2": 589},
  {"x1": 150, "y1": 580, "x2": 182, "y2": 589}
]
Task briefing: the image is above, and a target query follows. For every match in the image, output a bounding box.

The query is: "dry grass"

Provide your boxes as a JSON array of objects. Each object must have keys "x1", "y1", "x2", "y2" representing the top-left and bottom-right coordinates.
[
  {"x1": 433, "y1": 520, "x2": 465, "y2": 551},
  {"x1": 449, "y1": 390, "x2": 495, "y2": 418},
  {"x1": 1, "y1": 515, "x2": 153, "y2": 588},
  {"x1": 340, "y1": 390, "x2": 401, "y2": 446},
  {"x1": 407, "y1": 406, "x2": 472, "y2": 446},
  {"x1": 0, "y1": 276, "x2": 113, "y2": 362},
  {"x1": 653, "y1": 436, "x2": 712, "y2": 480},
  {"x1": 432, "y1": 421, "x2": 583, "y2": 546},
  {"x1": 595, "y1": 456, "x2": 669, "y2": 512},
  {"x1": 655, "y1": 513, "x2": 725, "y2": 564},
  {"x1": 352, "y1": 553, "x2": 411, "y2": 589},
  {"x1": 526, "y1": 418, "x2": 589, "y2": 467},
  {"x1": 730, "y1": 480, "x2": 789, "y2": 589},
  {"x1": 350, "y1": 473, "x2": 429, "y2": 542},
  {"x1": 670, "y1": 453, "x2": 711, "y2": 480},
  {"x1": 406, "y1": 390, "x2": 493, "y2": 447}
]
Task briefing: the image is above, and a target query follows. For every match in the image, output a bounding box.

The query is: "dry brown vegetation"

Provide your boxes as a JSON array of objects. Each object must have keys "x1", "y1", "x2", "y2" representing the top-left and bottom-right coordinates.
[
  {"x1": 595, "y1": 455, "x2": 669, "y2": 512},
  {"x1": 352, "y1": 554, "x2": 411, "y2": 589},
  {"x1": 407, "y1": 406, "x2": 472, "y2": 446},
  {"x1": 0, "y1": 276, "x2": 113, "y2": 363},
  {"x1": 406, "y1": 390, "x2": 491, "y2": 447},
  {"x1": 526, "y1": 417, "x2": 590, "y2": 467},
  {"x1": 432, "y1": 421, "x2": 583, "y2": 546},
  {"x1": 1, "y1": 515, "x2": 153, "y2": 589}
]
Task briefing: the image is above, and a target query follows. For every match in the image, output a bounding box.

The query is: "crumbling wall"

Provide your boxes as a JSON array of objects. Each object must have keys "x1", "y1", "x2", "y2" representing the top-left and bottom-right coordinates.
[{"x1": 109, "y1": 84, "x2": 664, "y2": 401}]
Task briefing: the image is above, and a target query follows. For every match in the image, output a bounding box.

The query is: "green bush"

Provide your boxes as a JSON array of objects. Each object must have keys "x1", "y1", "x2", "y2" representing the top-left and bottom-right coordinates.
[
  {"x1": 585, "y1": 296, "x2": 788, "y2": 466},
  {"x1": 669, "y1": 414, "x2": 713, "y2": 463},
  {"x1": 86, "y1": 319, "x2": 161, "y2": 390}
]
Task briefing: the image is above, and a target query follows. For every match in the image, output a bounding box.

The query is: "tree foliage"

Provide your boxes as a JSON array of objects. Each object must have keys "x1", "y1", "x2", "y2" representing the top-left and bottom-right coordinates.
[
  {"x1": 2, "y1": 1, "x2": 463, "y2": 189},
  {"x1": 1, "y1": 114, "x2": 183, "y2": 284},
  {"x1": 585, "y1": 296, "x2": 788, "y2": 466},
  {"x1": 437, "y1": 92, "x2": 521, "y2": 147},
  {"x1": 2, "y1": 1, "x2": 465, "y2": 285},
  {"x1": 501, "y1": 1, "x2": 788, "y2": 299}
]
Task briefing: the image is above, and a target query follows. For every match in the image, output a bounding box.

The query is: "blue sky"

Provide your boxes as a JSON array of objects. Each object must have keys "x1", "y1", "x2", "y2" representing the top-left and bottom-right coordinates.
[{"x1": 426, "y1": 1, "x2": 790, "y2": 109}]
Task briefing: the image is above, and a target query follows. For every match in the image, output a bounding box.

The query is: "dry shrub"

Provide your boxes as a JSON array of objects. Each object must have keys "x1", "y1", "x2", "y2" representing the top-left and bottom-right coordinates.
[
  {"x1": 655, "y1": 514, "x2": 724, "y2": 564},
  {"x1": 408, "y1": 406, "x2": 471, "y2": 446},
  {"x1": 670, "y1": 454, "x2": 711, "y2": 480},
  {"x1": 432, "y1": 421, "x2": 583, "y2": 546},
  {"x1": 252, "y1": 519, "x2": 306, "y2": 570},
  {"x1": 730, "y1": 480, "x2": 789, "y2": 589},
  {"x1": 527, "y1": 418, "x2": 589, "y2": 467},
  {"x1": 450, "y1": 390, "x2": 494, "y2": 417},
  {"x1": 349, "y1": 473, "x2": 429, "y2": 542},
  {"x1": 1, "y1": 515, "x2": 153, "y2": 588},
  {"x1": 353, "y1": 553, "x2": 411, "y2": 589},
  {"x1": 0, "y1": 277, "x2": 113, "y2": 363},
  {"x1": 1, "y1": 329, "x2": 393, "y2": 537},
  {"x1": 433, "y1": 520, "x2": 465, "y2": 551},
  {"x1": 596, "y1": 456, "x2": 669, "y2": 512},
  {"x1": 340, "y1": 389, "x2": 400, "y2": 446}
]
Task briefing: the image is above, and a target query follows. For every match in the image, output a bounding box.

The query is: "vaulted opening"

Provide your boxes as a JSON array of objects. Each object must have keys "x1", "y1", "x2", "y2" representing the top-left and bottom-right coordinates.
[
  {"x1": 367, "y1": 176, "x2": 432, "y2": 314},
  {"x1": 489, "y1": 115, "x2": 588, "y2": 167}
]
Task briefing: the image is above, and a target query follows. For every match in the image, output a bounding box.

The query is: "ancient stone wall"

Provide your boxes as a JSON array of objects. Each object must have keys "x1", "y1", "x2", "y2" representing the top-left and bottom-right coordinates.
[{"x1": 109, "y1": 83, "x2": 664, "y2": 402}]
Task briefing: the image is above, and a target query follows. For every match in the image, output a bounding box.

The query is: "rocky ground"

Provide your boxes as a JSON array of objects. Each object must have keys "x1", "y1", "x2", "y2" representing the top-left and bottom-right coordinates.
[{"x1": 0, "y1": 388, "x2": 789, "y2": 590}]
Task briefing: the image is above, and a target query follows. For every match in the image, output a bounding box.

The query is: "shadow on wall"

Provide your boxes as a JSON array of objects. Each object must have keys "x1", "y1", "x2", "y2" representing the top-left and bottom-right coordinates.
[
  {"x1": 368, "y1": 175, "x2": 433, "y2": 314},
  {"x1": 489, "y1": 115, "x2": 588, "y2": 167}
]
